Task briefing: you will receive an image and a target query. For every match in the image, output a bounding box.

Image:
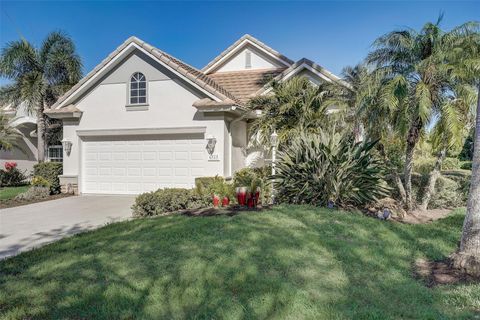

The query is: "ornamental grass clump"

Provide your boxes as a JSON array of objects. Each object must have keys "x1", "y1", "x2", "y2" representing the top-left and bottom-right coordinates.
[{"x1": 274, "y1": 131, "x2": 389, "y2": 208}]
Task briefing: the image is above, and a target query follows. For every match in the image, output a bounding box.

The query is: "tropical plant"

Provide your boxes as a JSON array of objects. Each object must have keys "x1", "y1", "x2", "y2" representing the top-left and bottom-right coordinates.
[
  {"x1": 247, "y1": 77, "x2": 341, "y2": 148},
  {"x1": 0, "y1": 31, "x2": 82, "y2": 161},
  {"x1": 0, "y1": 112, "x2": 21, "y2": 151},
  {"x1": 333, "y1": 64, "x2": 408, "y2": 204},
  {"x1": 274, "y1": 130, "x2": 389, "y2": 208},
  {"x1": 366, "y1": 17, "x2": 479, "y2": 211},
  {"x1": 452, "y1": 23, "x2": 480, "y2": 276}
]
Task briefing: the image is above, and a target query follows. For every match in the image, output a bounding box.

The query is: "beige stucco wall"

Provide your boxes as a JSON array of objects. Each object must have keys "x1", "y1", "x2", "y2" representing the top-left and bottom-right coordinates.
[{"x1": 62, "y1": 50, "x2": 231, "y2": 192}]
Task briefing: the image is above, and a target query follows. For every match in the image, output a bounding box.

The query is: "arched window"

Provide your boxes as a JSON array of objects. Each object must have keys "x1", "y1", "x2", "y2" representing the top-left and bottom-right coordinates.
[{"x1": 130, "y1": 72, "x2": 147, "y2": 104}]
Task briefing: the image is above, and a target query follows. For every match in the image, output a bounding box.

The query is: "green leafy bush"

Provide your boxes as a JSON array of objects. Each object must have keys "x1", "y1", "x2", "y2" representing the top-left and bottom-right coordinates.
[
  {"x1": 274, "y1": 132, "x2": 389, "y2": 208},
  {"x1": 195, "y1": 176, "x2": 234, "y2": 200},
  {"x1": 460, "y1": 161, "x2": 472, "y2": 170},
  {"x1": 233, "y1": 167, "x2": 271, "y2": 203},
  {"x1": 429, "y1": 176, "x2": 468, "y2": 209},
  {"x1": 132, "y1": 188, "x2": 210, "y2": 217},
  {"x1": 441, "y1": 157, "x2": 461, "y2": 170},
  {"x1": 15, "y1": 186, "x2": 50, "y2": 201},
  {"x1": 31, "y1": 176, "x2": 51, "y2": 188},
  {"x1": 412, "y1": 170, "x2": 470, "y2": 209},
  {"x1": 33, "y1": 162, "x2": 62, "y2": 194}
]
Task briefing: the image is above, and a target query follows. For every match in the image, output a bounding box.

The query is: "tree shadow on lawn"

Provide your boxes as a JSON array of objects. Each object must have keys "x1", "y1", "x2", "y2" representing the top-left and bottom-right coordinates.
[{"x1": 0, "y1": 206, "x2": 474, "y2": 319}]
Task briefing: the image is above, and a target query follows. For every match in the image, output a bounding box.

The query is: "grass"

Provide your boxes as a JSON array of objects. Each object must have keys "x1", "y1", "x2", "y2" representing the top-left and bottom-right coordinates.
[
  {"x1": 0, "y1": 206, "x2": 478, "y2": 319},
  {"x1": 0, "y1": 185, "x2": 29, "y2": 200}
]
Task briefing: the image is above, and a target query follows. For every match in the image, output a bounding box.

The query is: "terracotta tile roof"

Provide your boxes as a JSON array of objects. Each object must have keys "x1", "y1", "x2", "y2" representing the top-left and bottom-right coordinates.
[
  {"x1": 52, "y1": 36, "x2": 241, "y2": 109},
  {"x1": 202, "y1": 34, "x2": 293, "y2": 73},
  {"x1": 208, "y1": 68, "x2": 285, "y2": 103}
]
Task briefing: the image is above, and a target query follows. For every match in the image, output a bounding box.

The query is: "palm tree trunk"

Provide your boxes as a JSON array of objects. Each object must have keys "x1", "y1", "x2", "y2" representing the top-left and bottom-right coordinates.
[
  {"x1": 36, "y1": 100, "x2": 46, "y2": 162},
  {"x1": 404, "y1": 119, "x2": 422, "y2": 212},
  {"x1": 378, "y1": 142, "x2": 406, "y2": 204},
  {"x1": 453, "y1": 84, "x2": 480, "y2": 276},
  {"x1": 419, "y1": 149, "x2": 446, "y2": 211}
]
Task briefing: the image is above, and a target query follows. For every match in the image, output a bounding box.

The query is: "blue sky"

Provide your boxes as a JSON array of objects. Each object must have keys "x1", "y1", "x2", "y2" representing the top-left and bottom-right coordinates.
[{"x1": 0, "y1": 1, "x2": 478, "y2": 82}]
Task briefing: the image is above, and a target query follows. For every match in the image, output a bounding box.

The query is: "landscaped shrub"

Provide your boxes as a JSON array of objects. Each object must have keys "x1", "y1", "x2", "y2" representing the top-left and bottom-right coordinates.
[
  {"x1": 0, "y1": 162, "x2": 27, "y2": 187},
  {"x1": 31, "y1": 176, "x2": 51, "y2": 188},
  {"x1": 14, "y1": 186, "x2": 50, "y2": 201},
  {"x1": 274, "y1": 131, "x2": 389, "y2": 208},
  {"x1": 195, "y1": 176, "x2": 235, "y2": 201},
  {"x1": 412, "y1": 170, "x2": 470, "y2": 209},
  {"x1": 441, "y1": 157, "x2": 461, "y2": 170},
  {"x1": 132, "y1": 188, "x2": 210, "y2": 217},
  {"x1": 460, "y1": 161, "x2": 472, "y2": 170},
  {"x1": 429, "y1": 176, "x2": 468, "y2": 209},
  {"x1": 33, "y1": 162, "x2": 62, "y2": 194},
  {"x1": 233, "y1": 167, "x2": 271, "y2": 203}
]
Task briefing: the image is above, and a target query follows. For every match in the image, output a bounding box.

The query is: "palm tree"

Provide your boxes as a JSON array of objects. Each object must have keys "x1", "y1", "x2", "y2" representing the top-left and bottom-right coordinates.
[
  {"x1": 419, "y1": 84, "x2": 477, "y2": 210},
  {"x1": 0, "y1": 31, "x2": 82, "y2": 162},
  {"x1": 451, "y1": 24, "x2": 480, "y2": 276},
  {"x1": 0, "y1": 112, "x2": 21, "y2": 151},
  {"x1": 247, "y1": 77, "x2": 339, "y2": 148},
  {"x1": 367, "y1": 18, "x2": 478, "y2": 211}
]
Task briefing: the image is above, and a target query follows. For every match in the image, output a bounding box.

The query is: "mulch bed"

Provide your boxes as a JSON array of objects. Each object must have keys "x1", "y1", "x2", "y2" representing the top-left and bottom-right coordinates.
[
  {"x1": 414, "y1": 258, "x2": 479, "y2": 287},
  {"x1": 183, "y1": 205, "x2": 270, "y2": 217},
  {"x1": 0, "y1": 193, "x2": 73, "y2": 209}
]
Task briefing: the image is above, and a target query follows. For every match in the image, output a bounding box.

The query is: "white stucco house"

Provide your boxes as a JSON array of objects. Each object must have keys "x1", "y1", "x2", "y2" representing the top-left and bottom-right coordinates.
[{"x1": 43, "y1": 34, "x2": 340, "y2": 195}]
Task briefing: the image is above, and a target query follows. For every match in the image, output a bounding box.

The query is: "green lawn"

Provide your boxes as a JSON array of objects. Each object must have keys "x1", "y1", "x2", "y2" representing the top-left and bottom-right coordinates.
[
  {"x1": 0, "y1": 206, "x2": 478, "y2": 319},
  {"x1": 0, "y1": 185, "x2": 29, "y2": 200}
]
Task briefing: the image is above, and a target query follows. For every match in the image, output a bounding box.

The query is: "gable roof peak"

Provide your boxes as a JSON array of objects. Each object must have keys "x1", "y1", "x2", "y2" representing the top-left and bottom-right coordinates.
[
  {"x1": 202, "y1": 34, "x2": 294, "y2": 74},
  {"x1": 51, "y1": 36, "x2": 241, "y2": 109}
]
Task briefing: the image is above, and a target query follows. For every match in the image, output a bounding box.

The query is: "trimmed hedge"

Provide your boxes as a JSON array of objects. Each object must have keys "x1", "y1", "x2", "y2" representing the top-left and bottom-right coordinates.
[
  {"x1": 132, "y1": 188, "x2": 210, "y2": 217},
  {"x1": 33, "y1": 162, "x2": 62, "y2": 194}
]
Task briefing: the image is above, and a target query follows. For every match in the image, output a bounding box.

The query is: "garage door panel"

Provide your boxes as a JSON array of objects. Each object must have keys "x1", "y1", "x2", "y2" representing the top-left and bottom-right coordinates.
[{"x1": 82, "y1": 136, "x2": 208, "y2": 194}]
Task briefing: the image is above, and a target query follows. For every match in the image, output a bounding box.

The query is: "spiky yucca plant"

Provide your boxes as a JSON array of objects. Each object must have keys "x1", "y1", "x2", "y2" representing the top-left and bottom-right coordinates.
[{"x1": 274, "y1": 131, "x2": 389, "y2": 208}]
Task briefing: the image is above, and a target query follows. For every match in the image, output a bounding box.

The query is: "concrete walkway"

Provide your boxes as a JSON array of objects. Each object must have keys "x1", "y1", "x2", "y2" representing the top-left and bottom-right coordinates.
[{"x1": 0, "y1": 195, "x2": 135, "y2": 259}]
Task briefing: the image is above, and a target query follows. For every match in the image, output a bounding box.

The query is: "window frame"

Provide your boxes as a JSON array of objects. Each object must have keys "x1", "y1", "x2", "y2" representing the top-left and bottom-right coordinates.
[
  {"x1": 47, "y1": 145, "x2": 63, "y2": 163},
  {"x1": 127, "y1": 72, "x2": 148, "y2": 107}
]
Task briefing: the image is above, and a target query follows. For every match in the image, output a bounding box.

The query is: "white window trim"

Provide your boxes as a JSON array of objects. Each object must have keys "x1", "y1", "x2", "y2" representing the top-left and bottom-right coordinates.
[
  {"x1": 127, "y1": 72, "x2": 149, "y2": 108},
  {"x1": 47, "y1": 145, "x2": 63, "y2": 162}
]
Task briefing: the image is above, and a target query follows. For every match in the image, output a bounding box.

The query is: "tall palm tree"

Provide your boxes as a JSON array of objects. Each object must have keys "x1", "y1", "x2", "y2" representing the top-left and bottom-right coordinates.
[
  {"x1": 0, "y1": 31, "x2": 82, "y2": 162},
  {"x1": 0, "y1": 112, "x2": 21, "y2": 151},
  {"x1": 367, "y1": 18, "x2": 478, "y2": 211},
  {"x1": 451, "y1": 24, "x2": 480, "y2": 276},
  {"x1": 247, "y1": 77, "x2": 339, "y2": 148}
]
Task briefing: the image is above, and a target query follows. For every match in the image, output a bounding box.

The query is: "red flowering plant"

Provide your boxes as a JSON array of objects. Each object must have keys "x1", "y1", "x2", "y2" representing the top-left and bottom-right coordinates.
[
  {"x1": 0, "y1": 161, "x2": 26, "y2": 187},
  {"x1": 4, "y1": 162, "x2": 17, "y2": 171}
]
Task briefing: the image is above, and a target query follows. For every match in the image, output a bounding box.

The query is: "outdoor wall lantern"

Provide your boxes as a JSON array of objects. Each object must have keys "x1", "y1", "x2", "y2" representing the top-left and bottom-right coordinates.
[
  {"x1": 62, "y1": 138, "x2": 72, "y2": 156},
  {"x1": 206, "y1": 134, "x2": 217, "y2": 156},
  {"x1": 270, "y1": 130, "x2": 278, "y2": 204}
]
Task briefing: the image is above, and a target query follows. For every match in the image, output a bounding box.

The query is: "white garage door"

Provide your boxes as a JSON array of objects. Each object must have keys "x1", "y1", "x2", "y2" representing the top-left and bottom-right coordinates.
[{"x1": 82, "y1": 136, "x2": 206, "y2": 194}]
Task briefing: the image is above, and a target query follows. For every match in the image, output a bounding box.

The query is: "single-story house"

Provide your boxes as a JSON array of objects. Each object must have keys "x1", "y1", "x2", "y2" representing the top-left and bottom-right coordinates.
[{"x1": 40, "y1": 34, "x2": 340, "y2": 195}]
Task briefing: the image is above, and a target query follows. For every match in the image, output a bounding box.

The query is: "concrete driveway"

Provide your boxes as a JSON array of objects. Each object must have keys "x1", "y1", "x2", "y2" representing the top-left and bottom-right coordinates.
[{"x1": 0, "y1": 195, "x2": 135, "y2": 259}]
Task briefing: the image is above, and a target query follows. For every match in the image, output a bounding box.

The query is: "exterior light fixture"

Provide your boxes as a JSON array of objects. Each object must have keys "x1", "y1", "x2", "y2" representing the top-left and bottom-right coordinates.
[
  {"x1": 206, "y1": 134, "x2": 217, "y2": 156},
  {"x1": 61, "y1": 138, "x2": 72, "y2": 156},
  {"x1": 270, "y1": 130, "x2": 278, "y2": 204}
]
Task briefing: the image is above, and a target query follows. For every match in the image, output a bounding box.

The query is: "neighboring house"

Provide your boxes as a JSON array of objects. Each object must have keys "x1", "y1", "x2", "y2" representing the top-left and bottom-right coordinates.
[
  {"x1": 45, "y1": 34, "x2": 340, "y2": 195},
  {"x1": 0, "y1": 102, "x2": 38, "y2": 172},
  {"x1": 0, "y1": 103, "x2": 63, "y2": 173}
]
